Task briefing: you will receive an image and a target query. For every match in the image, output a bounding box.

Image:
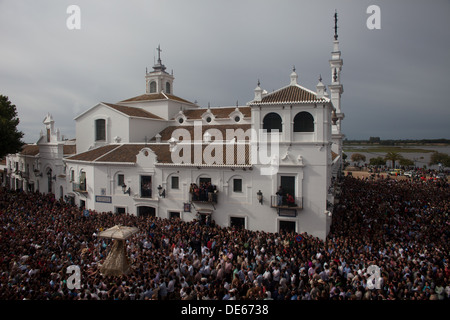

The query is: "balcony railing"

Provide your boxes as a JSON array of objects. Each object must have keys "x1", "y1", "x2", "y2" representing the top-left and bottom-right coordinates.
[
  {"x1": 140, "y1": 188, "x2": 152, "y2": 198},
  {"x1": 73, "y1": 182, "x2": 87, "y2": 193},
  {"x1": 270, "y1": 195, "x2": 303, "y2": 217},
  {"x1": 189, "y1": 183, "x2": 218, "y2": 204},
  {"x1": 270, "y1": 195, "x2": 303, "y2": 209}
]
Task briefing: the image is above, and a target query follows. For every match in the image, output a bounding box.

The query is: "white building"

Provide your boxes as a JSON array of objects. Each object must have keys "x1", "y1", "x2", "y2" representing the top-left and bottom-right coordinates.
[
  {"x1": 4, "y1": 113, "x2": 76, "y2": 197},
  {"x1": 4, "y1": 22, "x2": 345, "y2": 240}
]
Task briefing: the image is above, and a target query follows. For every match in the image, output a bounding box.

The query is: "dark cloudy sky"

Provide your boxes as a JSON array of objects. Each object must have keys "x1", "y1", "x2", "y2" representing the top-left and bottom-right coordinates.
[{"x1": 1, "y1": 0, "x2": 449, "y2": 143}]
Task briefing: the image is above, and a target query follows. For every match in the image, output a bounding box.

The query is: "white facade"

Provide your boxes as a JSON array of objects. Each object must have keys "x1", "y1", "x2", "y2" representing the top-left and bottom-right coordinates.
[
  {"x1": 4, "y1": 33, "x2": 344, "y2": 241},
  {"x1": 4, "y1": 113, "x2": 76, "y2": 198}
]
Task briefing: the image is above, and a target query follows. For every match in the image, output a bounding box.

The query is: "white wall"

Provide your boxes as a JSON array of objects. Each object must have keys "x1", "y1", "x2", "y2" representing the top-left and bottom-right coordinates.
[
  {"x1": 129, "y1": 118, "x2": 168, "y2": 143},
  {"x1": 65, "y1": 144, "x2": 330, "y2": 240},
  {"x1": 75, "y1": 104, "x2": 130, "y2": 153}
]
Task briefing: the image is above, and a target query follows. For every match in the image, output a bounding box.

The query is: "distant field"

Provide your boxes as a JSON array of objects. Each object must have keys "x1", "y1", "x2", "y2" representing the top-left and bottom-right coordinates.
[{"x1": 343, "y1": 146, "x2": 436, "y2": 153}]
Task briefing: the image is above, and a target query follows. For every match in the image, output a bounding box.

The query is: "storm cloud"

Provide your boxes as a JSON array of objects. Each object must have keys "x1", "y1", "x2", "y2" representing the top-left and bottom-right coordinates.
[{"x1": 1, "y1": 0, "x2": 449, "y2": 143}]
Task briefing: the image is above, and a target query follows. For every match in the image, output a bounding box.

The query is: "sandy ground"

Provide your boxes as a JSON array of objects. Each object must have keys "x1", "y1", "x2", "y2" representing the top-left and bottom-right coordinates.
[
  {"x1": 343, "y1": 170, "x2": 448, "y2": 181},
  {"x1": 343, "y1": 170, "x2": 401, "y2": 179}
]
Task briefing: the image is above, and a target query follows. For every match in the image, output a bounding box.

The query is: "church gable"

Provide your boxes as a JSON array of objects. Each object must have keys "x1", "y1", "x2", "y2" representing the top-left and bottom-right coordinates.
[
  {"x1": 119, "y1": 92, "x2": 194, "y2": 105},
  {"x1": 256, "y1": 84, "x2": 328, "y2": 105},
  {"x1": 102, "y1": 102, "x2": 164, "y2": 120}
]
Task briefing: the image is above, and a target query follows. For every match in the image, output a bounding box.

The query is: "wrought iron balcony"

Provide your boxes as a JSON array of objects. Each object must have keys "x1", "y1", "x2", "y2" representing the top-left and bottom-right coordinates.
[
  {"x1": 270, "y1": 195, "x2": 303, "y2": 217},
  {"x1": 73, "y1": 182, "x2": 87, "y2": 193}
]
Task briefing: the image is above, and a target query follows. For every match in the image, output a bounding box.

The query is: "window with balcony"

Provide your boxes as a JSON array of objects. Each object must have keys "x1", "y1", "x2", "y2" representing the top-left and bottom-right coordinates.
[
  {"x1": 189, "y1": 179, "x2": 218, "y2": 203},
  {"x1": 73, "y1": 171, "x2": 87, "y2": 193},
  {"x1": 140, "y1": 175, "x2": 152, "y2": 198},
  {"x1": 271, "y1": 175, "x2": 302, "y2": 212}
]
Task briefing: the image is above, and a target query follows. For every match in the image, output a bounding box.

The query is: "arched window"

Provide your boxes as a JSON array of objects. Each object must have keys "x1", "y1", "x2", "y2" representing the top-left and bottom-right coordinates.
[
  {"x1": 95, "y1": 119, "x2": 106, "y2": 141},
  {"x1": 149, "y1": 81, "x2": 157, "y2": 93},
  {"x1": 263, "y1": 112, "x2": 282, "y2": 133},
  {"x1": 165, "y1": 82, "x2": 171, "y2": 94},
  {"x1": 293, "y1": 112, "x2": 314, "y2": 132}
]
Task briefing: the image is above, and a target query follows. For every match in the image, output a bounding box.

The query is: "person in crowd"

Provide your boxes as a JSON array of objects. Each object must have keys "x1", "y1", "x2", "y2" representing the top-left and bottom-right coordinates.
[
  {"x1": 0, "y1": 173, "x2": 448, "y2": 300},
  {"x1": 189, "y1": 182, "x2": 217, "y2": 203}
]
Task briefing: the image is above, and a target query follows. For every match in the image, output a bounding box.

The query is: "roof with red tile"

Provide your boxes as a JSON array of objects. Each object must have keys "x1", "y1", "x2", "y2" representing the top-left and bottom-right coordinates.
[
  {"x1": 63, "y1": 144, "x2": 77, "y2": 155},
  {"x1": 120, "y1": 92, "x2": 195, "y2": 105},
  {"x1": 66, "y1": 145, "x2": 119, "y2": 162},
  {"x1": 102, "y1": 102, "x2": 164, "y2": 119},
  {"x1": 154, "y1": 124, "x2": 252, "y2": 142},
  {"x1": 65, "y1": 141, "x2": 251, "y2": 166},
  {"x1": 248, "y1": 84, "x2": 328, "y2": 105},
  {"x1": 20, "y1": 144, "x2": 40, "y2": 156},
  {"x1": 181, "y1": 106, "x2": 251, "y2": 120}
]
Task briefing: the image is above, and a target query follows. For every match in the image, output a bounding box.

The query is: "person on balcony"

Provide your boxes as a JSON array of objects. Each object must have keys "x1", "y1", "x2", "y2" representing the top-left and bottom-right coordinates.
[
  {"x1": 286, "y1": 193, "x2": 295, "y2": 207},
  {"x1": 276, "y1": 186, "x2": 284, "y2": 206}
]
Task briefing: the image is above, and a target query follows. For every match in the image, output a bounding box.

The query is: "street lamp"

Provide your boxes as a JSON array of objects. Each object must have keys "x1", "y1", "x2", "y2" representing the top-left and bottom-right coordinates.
[{"x1": 157, "y1": 185, "x2": 165, "y2": 198}]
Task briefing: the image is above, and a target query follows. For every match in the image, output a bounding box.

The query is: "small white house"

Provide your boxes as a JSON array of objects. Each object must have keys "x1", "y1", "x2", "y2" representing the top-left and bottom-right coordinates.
[{"x1": 4, "y1": 113, "x2": 76, "y2": 197}]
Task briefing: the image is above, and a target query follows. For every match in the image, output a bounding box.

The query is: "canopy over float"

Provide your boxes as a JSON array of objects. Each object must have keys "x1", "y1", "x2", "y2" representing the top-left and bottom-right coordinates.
[{"x1": 98, "y1": 225, "x2": 139, "y2": 276}]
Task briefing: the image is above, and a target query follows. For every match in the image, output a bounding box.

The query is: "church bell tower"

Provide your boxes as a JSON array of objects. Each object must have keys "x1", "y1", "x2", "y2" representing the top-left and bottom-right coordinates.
[
  {"x1": 328, "y1": 11, "x2": 345, "y2": 172},
  {"x1": 145, "y1": 45, "x2": 175, "y2": 95}
]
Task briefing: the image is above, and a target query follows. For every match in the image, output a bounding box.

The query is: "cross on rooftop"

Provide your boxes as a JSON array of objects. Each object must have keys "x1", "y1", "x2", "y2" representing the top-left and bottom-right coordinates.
[
  {"x1": 157, "y1": 45, "x2": 162, "y2": 63},
  {"x1": 334, "y1": 10, "x2": 339, "y2": 40}
]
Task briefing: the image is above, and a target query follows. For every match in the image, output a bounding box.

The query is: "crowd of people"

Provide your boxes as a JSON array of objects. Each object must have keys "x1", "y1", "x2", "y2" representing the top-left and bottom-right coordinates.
[
  {"x1": 189, "y1": 182, "x2": 218, "y2": 203},
  {"x1": 0, "y1": 174, "x2": 448, "y2": 300}
]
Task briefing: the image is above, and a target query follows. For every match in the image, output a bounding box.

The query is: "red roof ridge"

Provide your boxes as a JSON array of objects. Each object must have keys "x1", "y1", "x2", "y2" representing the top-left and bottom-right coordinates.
[
  {"x1": 102, "y1": 102, "x2": 164, "y2": 120},
  {"x1": 248, "y1": 83, "x2": 328, "y2": 105}
]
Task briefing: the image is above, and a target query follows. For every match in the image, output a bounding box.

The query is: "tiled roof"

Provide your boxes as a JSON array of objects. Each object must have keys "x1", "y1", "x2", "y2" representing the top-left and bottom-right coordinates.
[
  {"x1": 66, "y1": 145, "x2": 119, "y2": 162},
  {"x1": 331, "y1": 151, "x2": 338, "y2": 161},
  {"x1": 20, "y1": 144, "x2": 40, "y2": 156},
  {"x1": 102, "y1": 102, "x2": 164, "y2": 120},
  {"x1": 18, "y1": 144, "x2": 75, "y2": 157},
  {"x1": 64, "y1": 142, "x2": 251, "y2": 166},
  {"x1": 154, "y1": 124, "x2": 252, "y2": 142},
  {"x1": 63, "y1": 144, "x2": 77, "y2": 155},
  {"x1": 181, "y1": 106, "x2": 251, "y2": 120},
  {"x1": 120, "y1": 93, "x2": 194, "y2": 105},
  {"x1": 98, "y1": 144, "x2": 148, "y2": 163},
  {"x1": 160, "y1": 143, "x2": 251, "y2": 166},
  {"x1": 249, "y1": 84, "x2": 327, "y2": 105}
]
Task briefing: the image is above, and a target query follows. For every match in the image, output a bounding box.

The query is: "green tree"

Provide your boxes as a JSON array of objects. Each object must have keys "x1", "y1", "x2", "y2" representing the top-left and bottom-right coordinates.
[
  {"x1": 351, "y1": 153, "x2": 366, "y2": 164},
  {"x1": 429, "y1": 152, "x2": 450, "y2": 167},
  {"x1": 399, "y1": 157, "x2": 414, "y2": 167},
  {"x1": 369, "y1": 156, "x2": 386, "y2": 166},
  {"x1": 368, "y1": 136, "x2": 380, "y2": 144},
  {"x1": 384, "y1": 152, "x2": 403, "y2": 168},
  {"x1": 0, "y1": 95, "x2": 24, "y2": 159}
]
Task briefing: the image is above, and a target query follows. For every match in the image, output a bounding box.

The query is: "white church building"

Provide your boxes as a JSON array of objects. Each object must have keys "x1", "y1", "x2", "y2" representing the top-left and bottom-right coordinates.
[{"x1": 4, "y1": 20, "x2": 345, "y2": 240}]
